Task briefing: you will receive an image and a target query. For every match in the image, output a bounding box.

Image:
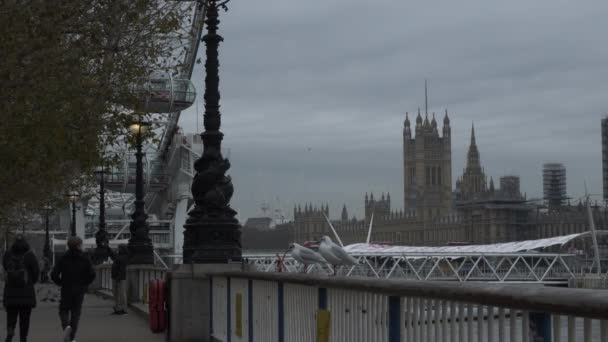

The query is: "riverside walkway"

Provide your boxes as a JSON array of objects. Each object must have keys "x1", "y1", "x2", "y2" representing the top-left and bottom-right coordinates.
[{"x1": 0, "y1": 285, "x2": 162, "y2": 342}]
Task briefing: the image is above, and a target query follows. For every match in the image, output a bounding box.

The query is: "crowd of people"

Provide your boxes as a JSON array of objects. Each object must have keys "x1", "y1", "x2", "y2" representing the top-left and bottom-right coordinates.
[{"x1": 2, "y1": 235, "x2": 129, "y2": 342}]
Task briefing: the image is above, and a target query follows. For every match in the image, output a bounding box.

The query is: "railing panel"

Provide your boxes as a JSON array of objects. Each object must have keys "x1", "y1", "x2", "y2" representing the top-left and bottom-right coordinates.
[
  {"x1": 252, "y1": 280, "x2": 279, "y2": 342},
  {"x1": 327, "y1": 288, "x2": 388, "y2": 342},
  {"x1": 284, "y1": 283, "x2": 317, "y2": 342},
  {"x1": 230, "y1": 278, "x2": 249, "y2": 342},
  {"x1": 212, "y1": 277, "x2": 228, "y2": 342},
  {"x1": 214, "y1": 272, "x2": 608, "y2": 342}
]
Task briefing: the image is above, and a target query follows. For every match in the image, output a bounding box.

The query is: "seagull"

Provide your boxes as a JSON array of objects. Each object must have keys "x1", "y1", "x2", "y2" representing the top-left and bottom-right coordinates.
[
  {"x1": 318, "y1": 236, "x2": 358, "y2": 275},
  {"x1": 288, "y1": 243, "x2": 327, "y2": 273}
]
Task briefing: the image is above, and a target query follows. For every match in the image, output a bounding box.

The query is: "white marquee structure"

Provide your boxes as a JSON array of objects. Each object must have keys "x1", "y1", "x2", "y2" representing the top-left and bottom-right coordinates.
[{"x1": 244, "y1": 232, "x2": 606, "y2": 284}]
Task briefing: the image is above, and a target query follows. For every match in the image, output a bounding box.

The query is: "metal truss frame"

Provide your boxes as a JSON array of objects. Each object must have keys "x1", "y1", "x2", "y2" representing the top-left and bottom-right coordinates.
[{"x1": 243, "y1": 252, "x2": 578, "y2": 284}]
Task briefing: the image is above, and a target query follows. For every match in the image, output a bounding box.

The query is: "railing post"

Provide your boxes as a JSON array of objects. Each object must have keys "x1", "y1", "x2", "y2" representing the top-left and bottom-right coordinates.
[
  {"x1": 317, "y1": 287, "x2": 329, "y2": 342},
  {"x1": 248, "y1": 279, "x2": 253, "y2": 342},
  {"x1": 209, "y1": 277, "x2": 213, "y2": 339},
  {"x1": 227, "y1": 277, "x2": 231, "y2": 342},
  {"x1": 388, "y1": 296, "x2": 401, "y2": 342},
  {"x1": 278, "y1": 282, "x2": 284, "y2": 342},
  {"x1": 528, "y1": 312, "x2": 552, "y2": 342},
  {"x1": 318, "y1": 287, "x2": 327, "y2": 310}
]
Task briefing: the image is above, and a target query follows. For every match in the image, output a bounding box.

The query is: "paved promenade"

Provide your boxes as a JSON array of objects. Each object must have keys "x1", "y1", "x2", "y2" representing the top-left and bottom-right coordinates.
[{"x1": 1, "y1": 285, "x2": 163, "y2": 342}]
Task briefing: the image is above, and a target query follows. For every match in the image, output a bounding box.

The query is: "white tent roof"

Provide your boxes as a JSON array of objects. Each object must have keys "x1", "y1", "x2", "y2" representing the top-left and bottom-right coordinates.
[{"x1": 343, "y1": 231, "x2": 605, "y2": 255}]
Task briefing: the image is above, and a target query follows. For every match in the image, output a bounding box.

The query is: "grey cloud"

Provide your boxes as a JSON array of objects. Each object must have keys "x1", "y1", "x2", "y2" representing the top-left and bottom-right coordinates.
[{"x1": 178, "y1": 0, "x2": 608, "y2": 221}]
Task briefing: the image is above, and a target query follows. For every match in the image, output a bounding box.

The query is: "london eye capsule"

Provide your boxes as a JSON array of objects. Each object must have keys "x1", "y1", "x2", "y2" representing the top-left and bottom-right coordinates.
[{"x1": 136, "y1": 73, "x2": 196, "y2": 113}]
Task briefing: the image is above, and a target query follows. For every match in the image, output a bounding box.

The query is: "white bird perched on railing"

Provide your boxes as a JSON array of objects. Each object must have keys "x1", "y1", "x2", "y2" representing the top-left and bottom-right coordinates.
[
  {"x1": 319, "y1": 236, "x2": 358, "y2": 275},
  {"x1": 288, "y1": 243, "x2": 327, "y2": 273}
]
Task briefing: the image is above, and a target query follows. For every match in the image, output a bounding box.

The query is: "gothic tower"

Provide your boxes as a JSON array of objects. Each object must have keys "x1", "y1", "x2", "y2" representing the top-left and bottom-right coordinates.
[
  {"x1": 403, "y1": 104, "x2": 452, "y2": 221},
  {"x1": 457, "y1": 123, "x2": 488, "y2": 200}
]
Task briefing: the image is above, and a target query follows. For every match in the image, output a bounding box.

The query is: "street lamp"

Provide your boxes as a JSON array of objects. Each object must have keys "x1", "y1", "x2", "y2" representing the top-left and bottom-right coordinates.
[
  {"x1": 65, "y1": 191, "x2": 80, "y2": 236},
  {"x1": 127, "y1": 120, "x2": 154, "y2": 264},
  {"x1": 43, "y1": 205, "x2": 53, "y2": 261},
  {"x1": 93, "y1": 166, "x2": 110, "y2": 264},
  {"x1": 183, "y1": 0, "x2": 242, "y2": 263},
  {"x1": 42, "y1": 204, "x2": 53, "y2": 282}
]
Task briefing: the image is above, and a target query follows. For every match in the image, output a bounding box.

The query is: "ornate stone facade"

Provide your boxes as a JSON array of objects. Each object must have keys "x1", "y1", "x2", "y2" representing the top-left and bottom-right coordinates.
[
  {"x1": 403, "y1": 110, "x2": 452, "y2": 220},
  {"x1": 291, "y1": 114, "x2": 603, "y2": 247}
]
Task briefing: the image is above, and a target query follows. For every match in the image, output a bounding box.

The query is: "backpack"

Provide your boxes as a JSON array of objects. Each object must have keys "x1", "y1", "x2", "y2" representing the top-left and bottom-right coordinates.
[{"x1": 6, "y1": 253, "x2": 29, "y2": 288}]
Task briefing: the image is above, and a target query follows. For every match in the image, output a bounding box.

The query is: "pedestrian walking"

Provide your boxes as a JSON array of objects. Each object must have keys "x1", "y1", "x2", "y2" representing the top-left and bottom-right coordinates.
[
  {"x1": 51, "y1": 236, "x2": 95, "y2": 342},
  {"x1": 2, "y1": 235, "x2": 40, "y2": 342},
  {"x1": 106, "y1": 244, "x2": 128, "y2": 315}
]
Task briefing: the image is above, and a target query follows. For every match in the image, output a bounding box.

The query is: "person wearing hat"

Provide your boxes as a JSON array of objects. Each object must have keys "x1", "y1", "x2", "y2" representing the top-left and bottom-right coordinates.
[{"x1": 2, "y1": 235, "x2": 40, "y2": 342}]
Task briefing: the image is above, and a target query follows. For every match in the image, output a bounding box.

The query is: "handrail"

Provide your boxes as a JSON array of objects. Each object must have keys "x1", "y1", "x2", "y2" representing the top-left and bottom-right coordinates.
[
  {"x1": 243, "y1": 252, "x2": 577, "y2": 258},
  {"x1": 217, "y1": 271, "x2": 608, "y2": 320}
]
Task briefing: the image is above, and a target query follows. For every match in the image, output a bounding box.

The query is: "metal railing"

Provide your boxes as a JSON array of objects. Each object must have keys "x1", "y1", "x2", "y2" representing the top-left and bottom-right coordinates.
[
  {"x1": 569, "y1": 274, "x2": 608, "y2": 289},
  {"x1": 98, "y1": 265, "x2": 167, "y2": 303},
  {"x1": 210, "y1": 271, "x2": 608, "y2": 342}
]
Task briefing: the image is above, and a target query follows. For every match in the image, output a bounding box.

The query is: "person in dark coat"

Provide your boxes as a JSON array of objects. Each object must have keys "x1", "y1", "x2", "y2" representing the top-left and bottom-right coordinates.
[
  {"x1": 51, "y1": 236, "x2": 96, "y2": 342},
  {"x1": 106, "y1": 244, "x2": 128, "y2": 315},
  {"x1": 2, "y1": 235, "x2": 40, "y2": 342}
]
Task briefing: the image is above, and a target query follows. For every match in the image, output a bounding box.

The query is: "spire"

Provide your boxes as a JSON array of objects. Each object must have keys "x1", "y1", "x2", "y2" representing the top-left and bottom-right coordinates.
[
  {"x1": 489, "y1": 177, "x2": 495, "y2": 192},
  {"x1": 470, "y1": 122, "x2": 476, "y2": 146},
  {"x1": 443, "y1": 109, "x2": 450, "y2": 125},
  {"x1": 404, "y1": 112, "x2": 410, "y2": 127},
  {"x1": 341, "y1": 204, "x2": 348, "y2": 221},
  {"x1": 365, "y1": 192, "x2": 368, "y2": 203},
  {"x1": 431, "y1": 112, "x2": 437, "y2": 129},
  {"x1": 465, "y1": 122, "x2": 481, "y2": 171},
  {"x1": 416, "y1": 108, "x2": 422, "y2": 125},
  {"x1": 424, "y1": 79, "x2": 429, "y2": 115},
  {"x1": 370, "y1": 192, "x2": 374, "y2": 201},
  {"x1": 424, "y1": 112, "x2": 429, "y2": 126}
]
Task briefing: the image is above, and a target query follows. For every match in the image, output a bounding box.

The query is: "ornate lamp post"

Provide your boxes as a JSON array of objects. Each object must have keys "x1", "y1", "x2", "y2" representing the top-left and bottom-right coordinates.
[
  {"x1": 127, "y1": 121, "x2": 154, "y2": 264},
  {"x1": 183, "y1": 0, "x2": 242, "y2": 263},
  {"x1": 43, "y1": 205, "x2": 53, "y2": 261},
  {"x1": 93, "y1": 166, "x2": 110, "y2": 263},
  {"x1": 65, "y1": 191, "x2": 80, "y2": 236},
  {"x1": 42, "y1": 204, "x2": 53, "y2": 282}
]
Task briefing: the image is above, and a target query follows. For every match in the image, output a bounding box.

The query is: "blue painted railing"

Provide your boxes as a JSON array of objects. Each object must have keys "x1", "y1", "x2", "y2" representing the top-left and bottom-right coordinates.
[{"x1": 210, "y1": 271, "x2": 608, "y2": 342}]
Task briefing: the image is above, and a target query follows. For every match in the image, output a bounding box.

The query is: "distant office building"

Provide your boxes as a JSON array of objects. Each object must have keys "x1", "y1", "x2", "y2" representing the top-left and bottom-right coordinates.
[
  {"x1": 543, "y1": 163, "x2": 567, "y2": 210},
  {"x1": 602, "y1": 117, "x2": 608, "y2": 203}
]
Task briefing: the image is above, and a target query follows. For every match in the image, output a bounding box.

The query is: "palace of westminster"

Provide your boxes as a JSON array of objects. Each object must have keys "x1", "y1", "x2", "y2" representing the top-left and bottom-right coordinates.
[{"x1": 282, "y1": 109, "x2": 607, "y2": 247}]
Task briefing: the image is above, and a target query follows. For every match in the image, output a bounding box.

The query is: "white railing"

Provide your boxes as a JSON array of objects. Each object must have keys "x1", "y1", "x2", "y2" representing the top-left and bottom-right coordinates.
[
  {"x1": 97, "y1": 265, "x2": 167, "y2": 303},
  {"x1": 569, "y1": 274, "x2": 608, "y2": 289},
  {"x1": 209, "y1": 272, "x2": 608, "y2": 342}
]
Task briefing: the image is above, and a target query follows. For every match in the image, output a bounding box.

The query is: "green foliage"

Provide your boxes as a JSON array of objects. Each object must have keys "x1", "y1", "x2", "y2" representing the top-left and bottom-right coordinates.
[{"x1": 0, "y1": 0, "x2": 191, "y2": 216}]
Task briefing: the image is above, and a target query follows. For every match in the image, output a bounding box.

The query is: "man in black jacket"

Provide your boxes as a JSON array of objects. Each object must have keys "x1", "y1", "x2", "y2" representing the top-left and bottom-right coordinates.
[
  {"x1": 2, "y1": 235, "x2": 40, "y2": 342},
  {"x1": 107, "y1": 244, "x2": 128, "y2": 315},
  {"x1": 51, "y1": 236, "x2": 96, "y2": 342}
]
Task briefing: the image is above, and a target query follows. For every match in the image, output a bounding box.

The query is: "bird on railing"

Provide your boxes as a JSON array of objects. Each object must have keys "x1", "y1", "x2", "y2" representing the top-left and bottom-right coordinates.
[
  {"x1": 319, "y1": 235, "x2": 358, "y2": 276},
  {"x1": 288, "y1": 243, "x2": 327, "y2": 273}
]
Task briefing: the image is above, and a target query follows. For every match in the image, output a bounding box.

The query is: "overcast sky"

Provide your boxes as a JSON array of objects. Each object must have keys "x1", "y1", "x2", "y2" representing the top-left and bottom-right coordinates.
[{"x1": 178, "y1": 0, "x2": 608, "y2": 222}]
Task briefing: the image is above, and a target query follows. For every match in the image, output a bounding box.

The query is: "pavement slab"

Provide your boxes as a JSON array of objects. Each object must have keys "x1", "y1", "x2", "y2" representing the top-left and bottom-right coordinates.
[{"x1": 1, "y1": 285, "x2": 164, "y2": 342}]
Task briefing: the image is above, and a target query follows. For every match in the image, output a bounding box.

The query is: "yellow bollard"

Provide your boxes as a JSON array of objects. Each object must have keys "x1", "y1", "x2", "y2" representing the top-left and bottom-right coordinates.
[
  {"x1": 316, "y1": 310, "x2": 330, "y2": 342},
  {"x1": 235, "y1": 293, "x2": 243, "y2": 337}
]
